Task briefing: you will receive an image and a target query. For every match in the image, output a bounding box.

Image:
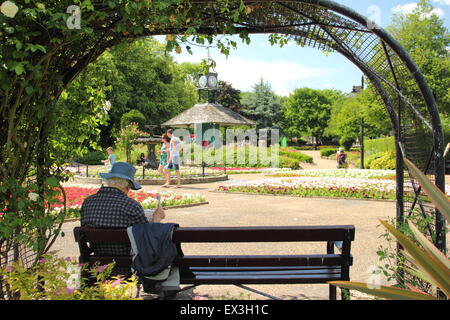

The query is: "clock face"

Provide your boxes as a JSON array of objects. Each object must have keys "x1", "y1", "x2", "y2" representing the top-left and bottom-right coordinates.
[
  {"x1": 198, "y1": 75, "x2": 207, "y2": 88},
  {"x1": 207, "y1": 75, "x2": 217, "y2": 87}
]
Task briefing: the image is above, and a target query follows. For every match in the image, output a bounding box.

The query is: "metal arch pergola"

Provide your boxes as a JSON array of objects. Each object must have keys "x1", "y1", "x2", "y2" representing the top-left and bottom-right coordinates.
[{"x1": 164, "y1": 0, "x2": 447, "y2": 254}]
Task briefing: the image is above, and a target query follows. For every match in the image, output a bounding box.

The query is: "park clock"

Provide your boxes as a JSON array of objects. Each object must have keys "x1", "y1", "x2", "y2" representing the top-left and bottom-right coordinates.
[
  {"x1": 198, "y1": 75, "x2": 208, "y2": 88},
  {"x1": 198, "y1": 73, "x2": 218, "y2": 89},
  {"x1": 207, "y1": 73, "x2": 218, "y2": 88}
]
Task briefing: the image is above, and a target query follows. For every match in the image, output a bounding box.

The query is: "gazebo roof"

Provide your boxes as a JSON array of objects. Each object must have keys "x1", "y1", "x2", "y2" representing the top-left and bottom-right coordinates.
[{"x1": 162, "y1": 103, "x2": 255, "y2": 128}]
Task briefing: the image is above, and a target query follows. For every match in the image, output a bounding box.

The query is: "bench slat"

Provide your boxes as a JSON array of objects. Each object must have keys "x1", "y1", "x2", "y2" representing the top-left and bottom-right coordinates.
[
  {"x1": 190, "y1": 269, "x2": 341, "y2": 276},
  {"x1": 178, "y1": 255, "x2": 352, "y2": 268},
  {"x1": 189, "y1": 266, "x2": 340, "y2": 271},
  {"x1": 173, "y1": 226, "x2": 355, "y2": 242},
  {"x1": 74, "y1": 226, "x2": 355, "y2": 243},
  {"x1": 180, "y1": 273, "x2": 343, "y2": 285}
]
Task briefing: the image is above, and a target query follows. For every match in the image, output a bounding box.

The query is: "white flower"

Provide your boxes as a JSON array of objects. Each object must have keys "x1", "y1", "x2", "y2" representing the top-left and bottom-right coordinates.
[
  {"x1": 1, "y1": 1, "x2": 19, "y2": 18},
  {"x1": 28, "y1": 192, "x2": 39, "y2": 202}
]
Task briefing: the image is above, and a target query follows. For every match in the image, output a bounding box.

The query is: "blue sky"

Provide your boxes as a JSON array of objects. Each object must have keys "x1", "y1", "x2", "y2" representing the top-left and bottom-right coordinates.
[{"x1": 162, "y1": 0, "x2": 450, "y2": 96}]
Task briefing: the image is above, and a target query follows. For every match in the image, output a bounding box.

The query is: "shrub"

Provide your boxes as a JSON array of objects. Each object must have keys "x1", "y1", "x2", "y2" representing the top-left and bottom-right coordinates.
[
  {"x1": 369, "y1": 152, "x2": 396, "y2": 170},
  {"x1": 0, "y1": 254, "x2": 139, "y2": 300},
  {"x1": 339, "y1": 136, "x2": 355, "y2": 151},
  {"x1": 74, "y1": 150, "x2": 107, "y2": 165},
  {"x1": 320, "y1": 148, "x2": 338, "y2": 158},
  {"x1": 279, "y1": 156, "x2": 301, "y2": 169},
  {"x1": 116, "y1": 123, "x2": 143, "y2": 163},
  {"x1": 355, "y1": 151, "x2": 386, "y2": 168},
  {"x1": 365, "y1": 136, "x2": 395, "y2": 156},
  {"x1": 279, "y1": 150, "x2": 314, "y2": 163},
  {"x1": 318, "y1": 145, "x2": 339, "y2": 150}
]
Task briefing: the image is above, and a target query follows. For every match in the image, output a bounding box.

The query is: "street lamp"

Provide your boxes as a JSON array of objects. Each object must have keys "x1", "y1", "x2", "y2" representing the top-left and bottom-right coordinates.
[{"x1": 352, "y1": 76, "x2": 365, "y2": 169}]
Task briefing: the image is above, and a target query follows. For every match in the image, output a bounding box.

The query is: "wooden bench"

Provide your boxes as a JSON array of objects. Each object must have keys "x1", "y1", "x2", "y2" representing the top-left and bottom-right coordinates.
[{"x1": 73, "y1": 225, "x2": 355, "y2": 300}]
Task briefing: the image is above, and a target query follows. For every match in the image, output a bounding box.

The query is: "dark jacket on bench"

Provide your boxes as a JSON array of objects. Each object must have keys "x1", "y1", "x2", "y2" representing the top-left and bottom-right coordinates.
[{"x1": 127, "y1": 222, "x2": 179, "y2": 277}]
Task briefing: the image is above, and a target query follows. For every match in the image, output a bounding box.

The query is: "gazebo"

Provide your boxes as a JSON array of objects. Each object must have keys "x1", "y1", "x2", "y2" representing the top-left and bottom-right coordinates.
[
  {"x1": 162, "y1": 72, "x2": 255, "y2": 147},
  {"x1": 162, "y1": 101, "x2": 255, "y2": 146}
]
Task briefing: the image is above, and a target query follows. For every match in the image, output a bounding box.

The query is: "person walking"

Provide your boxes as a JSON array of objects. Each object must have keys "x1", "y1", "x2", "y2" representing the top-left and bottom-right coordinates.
[
  {"x1": 336, "y1": 147, "x2": 348, "y2": 169},
  {"x1": 101, "y1": 147, "x2": 116, "y2": 172},
  {"x1": 166, "y1": 129, "x2": 182, "y2": 188},
  {"x1": 158, "y1": 134, "x2": 171, "y2": 187}
]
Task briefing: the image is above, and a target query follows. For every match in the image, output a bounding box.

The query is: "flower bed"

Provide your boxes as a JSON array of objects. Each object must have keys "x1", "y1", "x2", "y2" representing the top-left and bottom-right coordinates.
[
  {"x1": 218, "y1": 177, "x2": 399, "y2": 200},
  {"x1": 209, "y1": 167, "x2": 270, "y2": 174},
  {"x1": 50, "y1": 187, "x2": 206, "y2": 219},
  {"x1": 266, "y1": 169, "x2": 397, "y2": 180},
  {"x1": 219, "y1": 176, "x2": 450, "y2": 200}
]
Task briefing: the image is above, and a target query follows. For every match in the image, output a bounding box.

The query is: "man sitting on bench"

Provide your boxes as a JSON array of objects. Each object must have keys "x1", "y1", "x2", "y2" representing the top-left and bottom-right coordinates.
[{"x1": 80, "y1": 162, "x2": 166, "y2": 277}]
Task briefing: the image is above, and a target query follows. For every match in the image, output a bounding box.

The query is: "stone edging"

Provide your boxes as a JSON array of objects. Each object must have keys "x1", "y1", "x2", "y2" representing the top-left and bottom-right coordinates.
[
  {"x1": 63, "y1": 201, "x2": 209, "y2": 223},
  {"x1": 73, "y1": 175, "x2": 228, "y2": 185},
  {"x1": 211, "y1": 190, "x2": 396, "y2": 203}
]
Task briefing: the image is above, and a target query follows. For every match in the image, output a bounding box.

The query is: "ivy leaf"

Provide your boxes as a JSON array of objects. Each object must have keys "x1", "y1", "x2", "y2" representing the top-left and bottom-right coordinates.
[
  {"x1": 14, "y1": 64, "x2": 25, "y2": 75},
  {"x1": 45, "y1": 177, "x2": 59, "y2": 188},
  {"x1": 25, "y1": 86, "x2": 34, "y2": 95}
]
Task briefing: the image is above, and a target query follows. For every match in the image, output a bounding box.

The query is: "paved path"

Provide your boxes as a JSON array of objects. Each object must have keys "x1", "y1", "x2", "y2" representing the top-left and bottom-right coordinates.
[
  {"x1": 299, "y1": 150, "x2": 339, "y2": 170},
  {"x1": 53, "y1": 151, "x2": 395, "y2": 300}
]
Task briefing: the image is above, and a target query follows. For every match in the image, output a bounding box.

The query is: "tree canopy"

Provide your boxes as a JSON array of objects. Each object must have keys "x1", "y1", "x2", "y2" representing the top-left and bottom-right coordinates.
[
  {"x1": 326, "y1": 88, "x2": 392, "y2": 146},
  {"x1": 241, "y1": 79, "x2": 284, "y2": 130},
  {"x1": 284, "y1": 88, "x2": 343, "y2": 146},
  {"x1": 387, "y1": 0, "x2": 450, "y2": 116}
]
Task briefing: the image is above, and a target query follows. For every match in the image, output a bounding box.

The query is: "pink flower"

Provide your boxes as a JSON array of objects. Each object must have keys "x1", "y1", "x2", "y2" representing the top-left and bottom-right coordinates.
[
  {"x1": 65, "y1": 287, "x2": 76, "y2": 294},
  {"x1": 96, "y1": 265, "x2": 108, "y2": 273},
  {"x1": 38, "y1": 258, "x2": 46, "y2": 264},
  {"x1": 193, "y1": 296, "x2": 208, "y2": 300},
  {"x1": 110, "y1": 278, "x2": 123, "y2": 287}
]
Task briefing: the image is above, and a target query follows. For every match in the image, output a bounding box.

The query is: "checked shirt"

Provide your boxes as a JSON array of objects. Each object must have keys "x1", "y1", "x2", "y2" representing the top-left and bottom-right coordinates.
[{"x1": 80, "y1": 186, "x2": 148, "y2": 276}]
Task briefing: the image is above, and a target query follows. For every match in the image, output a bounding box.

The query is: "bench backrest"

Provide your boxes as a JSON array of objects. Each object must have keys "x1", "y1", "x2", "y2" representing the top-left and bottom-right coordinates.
[
  {"x1": 74, "y1": 225, "x2": 355, "y2": 267},
  {"x1": 74, "y1": 225, "x2": 354, "y2": 242}
]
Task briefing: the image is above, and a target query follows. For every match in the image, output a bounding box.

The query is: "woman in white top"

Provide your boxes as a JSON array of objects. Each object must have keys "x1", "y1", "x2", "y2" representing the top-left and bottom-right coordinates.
[{"x1": 165, "y1": 129, "x2": 182, "y2": 188}]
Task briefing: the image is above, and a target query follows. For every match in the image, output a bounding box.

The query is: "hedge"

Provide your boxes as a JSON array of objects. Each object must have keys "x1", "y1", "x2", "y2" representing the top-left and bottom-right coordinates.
[
  {"x1": 320, "y1": 148, "x2": 338, "y2": 158},
  {"x1": 279, "y1": 150, "x2": 314, "y2": 163},
  {"x1": 365, "y1": 137, "x2": 395, "y2": 157},
  {"x1": 74, "y1": 150, "x2": 107, "y2": 165}
]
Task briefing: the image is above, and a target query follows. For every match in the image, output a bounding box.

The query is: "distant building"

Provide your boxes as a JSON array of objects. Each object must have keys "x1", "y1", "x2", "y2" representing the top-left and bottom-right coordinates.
[{"x1": 352, "y1": 85, "x2": 363, "y2": 94}]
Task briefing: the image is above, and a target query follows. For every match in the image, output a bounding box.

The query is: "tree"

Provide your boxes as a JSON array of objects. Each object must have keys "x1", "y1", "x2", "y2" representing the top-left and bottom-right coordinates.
[
  {"x1": 120, "y1": 109, "x2": 147, "y2": 129},
  {"x1": 284, "y1": 88, "x2": 342, "y2": 147},
  {"x1": 241, "y1": 79, "x2": 284, "y2": 130},
  {"x1": 387, "y1": 0, "x2": 450, "y2": 116},
  {"x1": 216, "y1": 80, "x2": 243, "y2": 114},
  {"x1": 326, "y1": 88, "x2": 392, "y2": 146},
  {"x1": 69, "y1": 38, "x2": 199, "y2": 147},
  {"x1": 116, "y1": 123, "x2": 143, "y2": 164}
]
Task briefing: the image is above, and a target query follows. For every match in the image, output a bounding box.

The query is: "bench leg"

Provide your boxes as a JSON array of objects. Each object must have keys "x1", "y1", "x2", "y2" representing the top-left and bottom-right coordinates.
[{"x1": 329, "y1": 285, "x2": 337, "y2": 300}]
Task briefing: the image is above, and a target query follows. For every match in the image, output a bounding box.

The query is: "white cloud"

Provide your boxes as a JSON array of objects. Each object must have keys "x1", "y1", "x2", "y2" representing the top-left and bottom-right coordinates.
[
  {"x1": 392, "y1": 2, "x2": 446, "y2": 17},
  {"x1": 433, "y1": 0, "x2": 450, "y2": 6},
  {"x1": 174, "y1": 54, "x2": 336, "y2": 96}
]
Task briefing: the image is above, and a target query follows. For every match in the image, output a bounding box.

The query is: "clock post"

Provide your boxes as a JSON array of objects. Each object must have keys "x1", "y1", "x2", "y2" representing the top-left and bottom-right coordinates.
[{"x1": 198, "y1": 72, "x2": 218, "y2": 103}]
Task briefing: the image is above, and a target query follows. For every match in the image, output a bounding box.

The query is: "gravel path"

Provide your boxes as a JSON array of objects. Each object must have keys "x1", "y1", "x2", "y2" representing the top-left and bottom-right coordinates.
[{"x1": 53, "y1": 151, "x2": 396, "y2": 300}]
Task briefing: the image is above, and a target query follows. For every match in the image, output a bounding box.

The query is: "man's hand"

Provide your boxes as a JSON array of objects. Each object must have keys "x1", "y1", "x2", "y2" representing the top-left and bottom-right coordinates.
[{"x1": 152, "y1": 207, "x2": 166, "y2": 222}]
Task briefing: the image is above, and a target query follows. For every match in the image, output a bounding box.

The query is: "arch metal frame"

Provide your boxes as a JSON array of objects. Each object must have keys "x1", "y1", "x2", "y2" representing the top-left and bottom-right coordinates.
[{"x1": 160, "y1": 0, "x2": 446, "y2": 254}]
